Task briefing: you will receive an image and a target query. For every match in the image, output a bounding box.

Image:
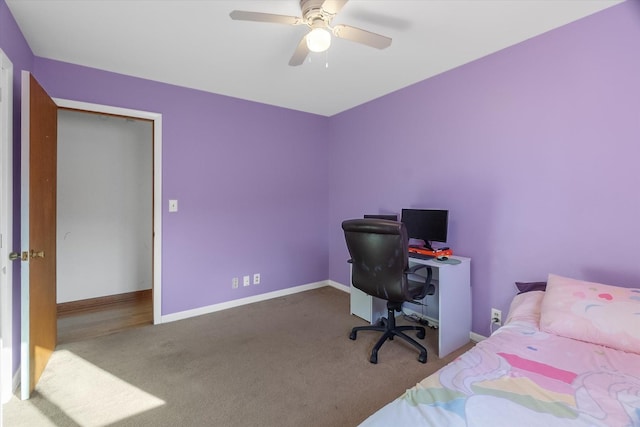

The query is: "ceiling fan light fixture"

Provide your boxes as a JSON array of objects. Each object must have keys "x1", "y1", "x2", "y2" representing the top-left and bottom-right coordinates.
[{"x1": 306, "y1": 28, "x2": 331, "y2": 53}]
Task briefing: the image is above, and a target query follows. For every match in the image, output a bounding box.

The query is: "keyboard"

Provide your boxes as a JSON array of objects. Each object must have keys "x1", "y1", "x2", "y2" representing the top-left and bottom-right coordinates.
[{"x1": 408, "y1": 252, "x2": 435, "y2": 260}]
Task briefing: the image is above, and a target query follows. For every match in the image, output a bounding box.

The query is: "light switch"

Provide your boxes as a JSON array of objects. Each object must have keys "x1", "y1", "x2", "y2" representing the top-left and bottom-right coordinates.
[{"x1": 169, "y1": 199, "x2": 178, "y2": 212}]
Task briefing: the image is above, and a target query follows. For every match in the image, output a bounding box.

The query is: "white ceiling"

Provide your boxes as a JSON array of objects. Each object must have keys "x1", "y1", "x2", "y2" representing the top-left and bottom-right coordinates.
[{"x1": 6, "y1": 0, "x2": 623, "y2": 117}]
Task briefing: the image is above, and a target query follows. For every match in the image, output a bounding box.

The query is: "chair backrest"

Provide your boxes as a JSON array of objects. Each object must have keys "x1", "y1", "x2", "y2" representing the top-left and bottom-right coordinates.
[{"x1": 341, "y1": 218, "x2": 411, "y2": 303}]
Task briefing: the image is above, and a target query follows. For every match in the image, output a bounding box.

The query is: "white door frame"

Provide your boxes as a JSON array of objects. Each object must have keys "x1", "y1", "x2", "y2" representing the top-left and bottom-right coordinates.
[
  {"x1": 53, "y1": 98, "x2": 163, "y2": 324},
  {"x1": 0, "y1": 48, "x2": 14, "y2": 405}
]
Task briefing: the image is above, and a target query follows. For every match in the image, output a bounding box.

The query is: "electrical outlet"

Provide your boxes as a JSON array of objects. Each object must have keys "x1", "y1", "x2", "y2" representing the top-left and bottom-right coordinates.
[
  {"x1": 243, "y1": 275, "x2": 250, "y2": 287},
  {"x1": 491, "y1": 308, "x2": 502, "y2": 325},
  {"x1": 232, "y1": 277, "x2": 239, "y2": 289},
  {"x1": 253, "y1": 273, "x2": 260, "y2": 285}
]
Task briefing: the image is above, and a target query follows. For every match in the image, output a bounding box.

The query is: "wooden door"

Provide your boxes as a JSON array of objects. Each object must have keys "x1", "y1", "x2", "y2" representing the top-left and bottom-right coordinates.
[{"x1": 20, "y1": 71, "x2": 57, "y2": 399}]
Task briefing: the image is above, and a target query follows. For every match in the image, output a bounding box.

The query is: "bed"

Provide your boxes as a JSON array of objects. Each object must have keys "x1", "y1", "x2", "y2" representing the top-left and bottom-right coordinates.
[{"x1": 360, "y1": 274, "x2": 640, "y2": 427}]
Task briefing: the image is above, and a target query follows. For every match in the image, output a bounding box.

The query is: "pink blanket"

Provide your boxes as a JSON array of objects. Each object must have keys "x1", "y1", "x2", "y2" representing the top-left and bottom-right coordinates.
[{"x1": 360, "y1": 291, "x2": 640, "y2": 426}]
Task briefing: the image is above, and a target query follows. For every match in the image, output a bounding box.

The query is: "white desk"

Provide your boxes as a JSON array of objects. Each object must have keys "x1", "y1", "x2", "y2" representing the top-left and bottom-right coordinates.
[{"x1": 350, "y1": 255, "x2": 471, "y2": 358}]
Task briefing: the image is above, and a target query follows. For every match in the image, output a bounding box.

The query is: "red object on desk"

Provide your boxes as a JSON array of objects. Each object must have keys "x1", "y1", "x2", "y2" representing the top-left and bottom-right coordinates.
[{"x1": 408, "y1": 246, "x2": 453, "y2": 258}]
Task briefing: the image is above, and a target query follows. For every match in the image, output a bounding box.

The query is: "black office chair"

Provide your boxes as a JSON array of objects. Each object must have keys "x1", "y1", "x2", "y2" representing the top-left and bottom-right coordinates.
[{"x1": 342, "y1": 218, "x2": 435, "y2": 364}]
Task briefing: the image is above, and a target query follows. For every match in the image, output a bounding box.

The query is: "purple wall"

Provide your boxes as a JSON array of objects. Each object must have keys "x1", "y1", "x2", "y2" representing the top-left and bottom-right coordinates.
[
  {"x1": 2, "y1": 0, "x2": 639, "y2": 382},
  {"x1": 3, "y1": 0, "x2": 330, "y2": 380},
  {"x1": 328, "y1": 0, "x2": 640, "y2": 337},
  {"x1": 32, "y1": 58, "x2": 330, "y2": 314},
  {"x1": 1, "y1": 0, "x2": 34, "y2": 377}
]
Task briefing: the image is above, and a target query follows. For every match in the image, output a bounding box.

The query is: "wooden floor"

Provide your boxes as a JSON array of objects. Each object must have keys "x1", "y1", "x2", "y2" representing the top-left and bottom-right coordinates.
[{"x1": 57, "y1": 291, "x2": 153, "y2": 344}]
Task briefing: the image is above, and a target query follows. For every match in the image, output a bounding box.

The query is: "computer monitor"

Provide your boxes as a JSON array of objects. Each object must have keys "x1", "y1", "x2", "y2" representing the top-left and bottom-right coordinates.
[
  {"x1": 400, "y1": 209, "x2": 448, "y2": 250},
  {"x1": 363, "y1": 214, "x2": 398, "y2": 221}
]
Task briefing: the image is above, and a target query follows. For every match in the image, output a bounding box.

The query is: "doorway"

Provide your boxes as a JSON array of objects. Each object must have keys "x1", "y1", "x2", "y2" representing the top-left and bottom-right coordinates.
[
  {"x1": 53, "y1": 98, "x2": 163, "y2": 326},
  {"x1": 56, "y1": 109, "x2": 153, "y2": 343}
]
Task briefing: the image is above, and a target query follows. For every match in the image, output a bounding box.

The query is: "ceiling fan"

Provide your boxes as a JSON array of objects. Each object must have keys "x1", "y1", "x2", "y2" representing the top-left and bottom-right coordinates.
[{"x1": 230, "y1": 0, "x2": 392, "y2": 66}]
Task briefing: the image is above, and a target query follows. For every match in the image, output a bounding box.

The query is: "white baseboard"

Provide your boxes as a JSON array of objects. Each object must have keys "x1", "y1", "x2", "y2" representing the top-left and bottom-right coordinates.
[
  {"x1": 327, "y1": 280, "x2": 350, "y2": 293},
  {"x1": 470, "y1": 332, "x2": 487, "y2": 342},
  {"x1": 159, "y1": 280, "x2": 488, "y2": 342},
  {"x1": 161, "y1": 280, "x2": 331, "y2": 324}
]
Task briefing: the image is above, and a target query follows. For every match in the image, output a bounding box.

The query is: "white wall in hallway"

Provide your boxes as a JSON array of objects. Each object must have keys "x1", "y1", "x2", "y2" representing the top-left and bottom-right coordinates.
[{"x1": 57, "y1": 110, "x2": 152, "y2": 303}]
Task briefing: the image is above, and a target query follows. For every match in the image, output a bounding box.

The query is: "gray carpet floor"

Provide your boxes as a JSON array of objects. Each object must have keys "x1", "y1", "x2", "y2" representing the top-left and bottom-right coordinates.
[{"x1": 3, "y1": 286, "x2": 473, "y2": 426}]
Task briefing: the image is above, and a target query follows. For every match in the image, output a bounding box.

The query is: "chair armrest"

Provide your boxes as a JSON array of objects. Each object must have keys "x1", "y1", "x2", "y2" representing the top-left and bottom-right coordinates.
[
  {"x1": 405, "y1": 265, "x2": 434, "y2": 298},
  {"x1": 407, "y1": 264, "x2": 429, "y2": 275}
]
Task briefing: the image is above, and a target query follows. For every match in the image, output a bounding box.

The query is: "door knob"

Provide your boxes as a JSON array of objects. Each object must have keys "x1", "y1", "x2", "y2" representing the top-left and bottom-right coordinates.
[
  {"x1": 9, "y1": 251, "x2": 43, "y2": 261},
  {"x1": 9, "y1": 252, "x2": 29, "y2": 261}
]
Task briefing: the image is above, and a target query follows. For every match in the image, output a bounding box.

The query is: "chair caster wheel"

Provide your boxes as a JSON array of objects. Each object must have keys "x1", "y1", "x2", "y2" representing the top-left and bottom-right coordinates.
[
  {"x1": 370, "y1": 353, "x2": 378, "y2": 364},
  {"x1": 349, "y1": 331, "x2": 357, "y2": 340},
  {"x1": 418, "y1": 353, "x2": 427, "y2": 364},
  {"x1": 417, "y1": 329, "x2": 425, "y2": 339}
]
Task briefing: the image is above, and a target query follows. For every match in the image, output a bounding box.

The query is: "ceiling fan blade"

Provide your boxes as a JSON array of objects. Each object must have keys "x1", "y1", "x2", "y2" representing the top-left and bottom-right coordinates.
[
  {"x1": 321, "y1": 0, "x2": 349, "y2": 16},
  {"x1": 332, "y1": 24, "x2": 392, "y2": 49},
  {"x1": 289, "y1": 36, "x2": 310, "y2": 66},
  {"x1": 229, "y1": 10, "x2": 303, "y2": 26}
]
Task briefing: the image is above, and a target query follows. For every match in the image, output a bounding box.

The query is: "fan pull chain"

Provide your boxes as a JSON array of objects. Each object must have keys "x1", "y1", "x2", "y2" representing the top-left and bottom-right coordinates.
[{"x1": 305, "y1": 52, "x2": 330, "y2": 68}]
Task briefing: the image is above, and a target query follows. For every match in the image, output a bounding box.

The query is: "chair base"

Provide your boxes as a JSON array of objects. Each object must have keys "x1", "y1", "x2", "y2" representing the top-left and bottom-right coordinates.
[{"x1": 349, "y1": 307, "x2": 427, "y2": 364}]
